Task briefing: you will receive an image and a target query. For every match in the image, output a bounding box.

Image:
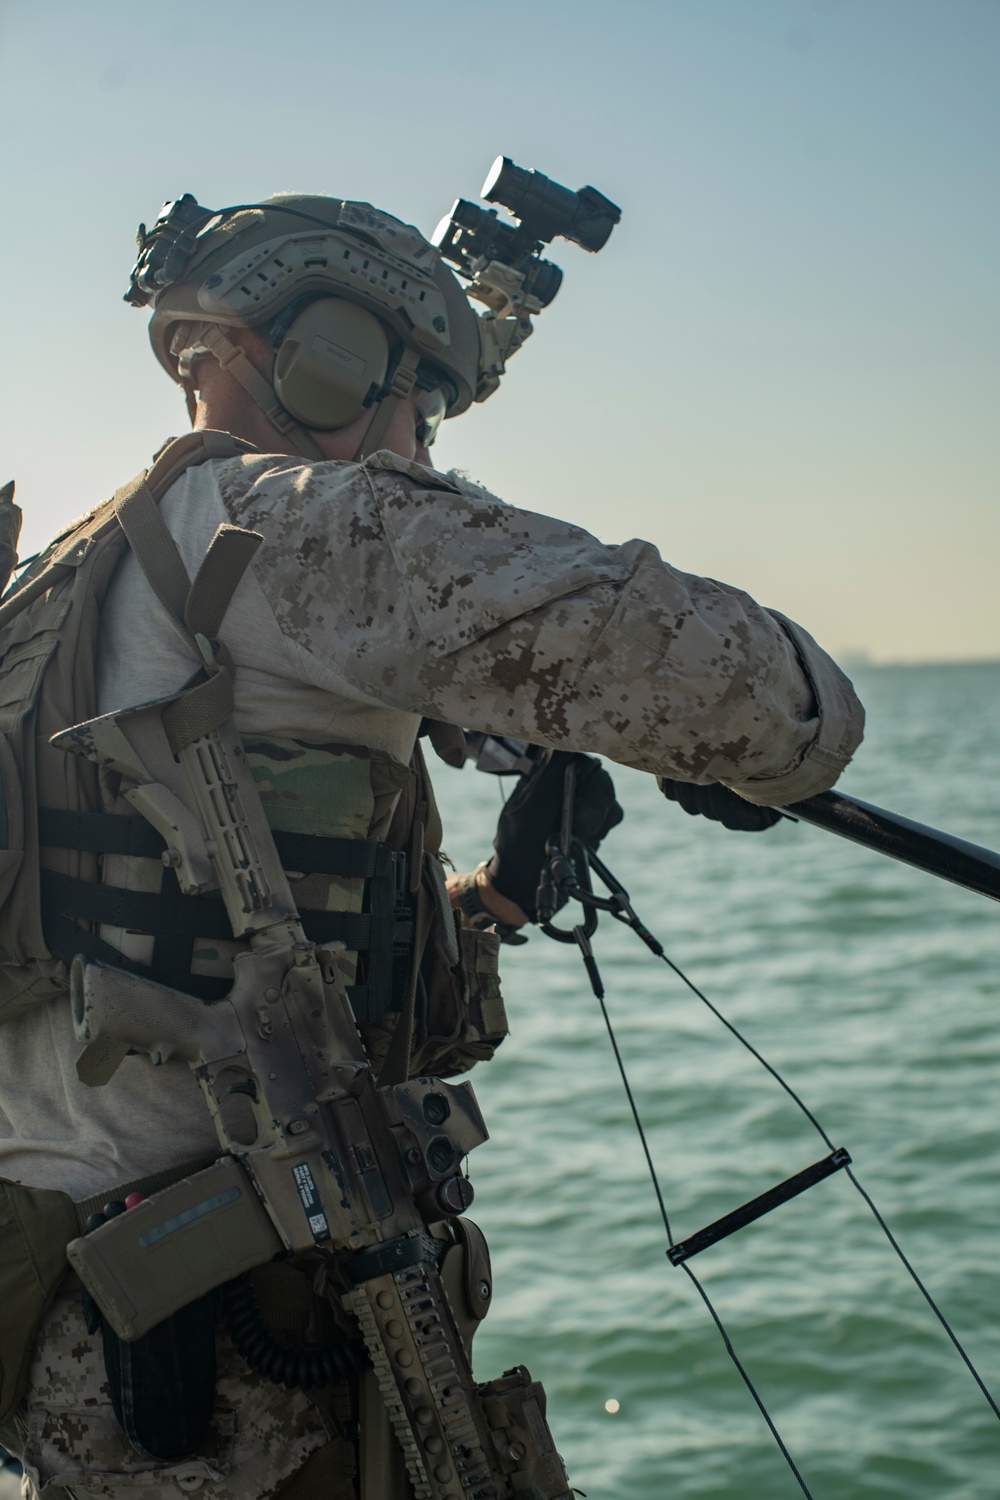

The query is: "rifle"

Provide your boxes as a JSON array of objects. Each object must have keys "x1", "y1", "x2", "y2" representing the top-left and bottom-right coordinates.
[{"x1": 61, "y1": 664, "x2": 573, "y2": 1500}]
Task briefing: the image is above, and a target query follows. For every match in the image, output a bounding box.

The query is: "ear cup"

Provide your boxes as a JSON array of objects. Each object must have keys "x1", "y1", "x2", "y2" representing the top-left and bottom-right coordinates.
[{"x1": 273, "y1": 298, "x2": 390, "y2": 429}]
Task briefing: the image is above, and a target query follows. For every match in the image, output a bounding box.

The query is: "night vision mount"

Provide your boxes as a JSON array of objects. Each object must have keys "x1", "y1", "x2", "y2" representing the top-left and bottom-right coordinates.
[{"x1": 435, "y1": 156, "x2": 621, "y2": 400}]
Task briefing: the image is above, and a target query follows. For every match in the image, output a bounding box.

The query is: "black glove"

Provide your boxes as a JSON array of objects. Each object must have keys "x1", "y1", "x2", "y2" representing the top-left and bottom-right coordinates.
[
  {"x1": 658, "y1": 778, "x2": 783, "y2": 832},
  {"x1": 488, "y1": 752, "x2": 624, "y2": 919}
]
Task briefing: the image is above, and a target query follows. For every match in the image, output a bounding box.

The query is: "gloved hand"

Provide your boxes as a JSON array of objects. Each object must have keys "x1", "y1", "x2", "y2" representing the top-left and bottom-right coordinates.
[
  {"x1": 488, "y1": 751, "x2": 623, "y2": 920},
  {"x1": 658, "y1": 777, "x2": 783, "y2": 832}
]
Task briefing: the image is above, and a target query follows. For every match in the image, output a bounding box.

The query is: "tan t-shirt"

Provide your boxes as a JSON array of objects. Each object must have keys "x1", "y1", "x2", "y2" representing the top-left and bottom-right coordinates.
[{"x1": 0, "y1": 447, "x2": 863, "y2": 1196}]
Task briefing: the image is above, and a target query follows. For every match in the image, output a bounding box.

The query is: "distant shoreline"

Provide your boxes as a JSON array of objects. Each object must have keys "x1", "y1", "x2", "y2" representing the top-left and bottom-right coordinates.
[{"x1": 842, "y1": 657, "x2": 1000, "y2": 672}]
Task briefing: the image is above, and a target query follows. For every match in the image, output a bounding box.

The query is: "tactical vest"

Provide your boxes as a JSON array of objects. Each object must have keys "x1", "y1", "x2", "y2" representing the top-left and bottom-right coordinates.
[{"x1": 0, "y1": 433, "x2": 507, "y2": 1083}]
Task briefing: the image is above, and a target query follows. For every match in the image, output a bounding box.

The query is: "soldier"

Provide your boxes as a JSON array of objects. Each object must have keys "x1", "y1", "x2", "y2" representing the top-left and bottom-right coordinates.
[{"x1": 0, "y1": 187, "x2": 863, "y2": 1500}]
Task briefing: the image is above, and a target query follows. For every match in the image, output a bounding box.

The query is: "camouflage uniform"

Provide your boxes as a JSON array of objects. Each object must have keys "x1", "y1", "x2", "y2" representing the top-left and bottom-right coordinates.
[
  {"x1": 3, "y1": 1281, "x2": 353, "y2": 1500},
  {"x1": 0, "y1": 446, "x2": 864, "y2": 1500},
  {"x1": 96, "y1": 449, "x2": 862, "y2": 803}
]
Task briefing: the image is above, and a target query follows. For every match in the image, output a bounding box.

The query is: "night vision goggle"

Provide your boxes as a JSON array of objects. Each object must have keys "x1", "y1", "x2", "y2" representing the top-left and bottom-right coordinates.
[{"x1": 434, "y1": 156, "x2": 622, "y2": 401}]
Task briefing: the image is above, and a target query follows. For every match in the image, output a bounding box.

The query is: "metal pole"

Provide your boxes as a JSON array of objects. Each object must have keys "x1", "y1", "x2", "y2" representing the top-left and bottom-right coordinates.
[{"x1": 784, "y1": 790, "x2": 1000, "y2": 904}]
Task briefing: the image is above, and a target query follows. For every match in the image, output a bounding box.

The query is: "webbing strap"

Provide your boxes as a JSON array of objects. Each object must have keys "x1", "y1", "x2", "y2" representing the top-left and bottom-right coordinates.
[
  {"x1": 114, "y1": 486, "x2": 261, "y2": 665},
  {"x1": 355, "y1": 346, "x2": 421, "y2": 463},
  {"x1": 74, "y1": 1154, "x2": 220, "y2": 1231},
  {"x1": 44, "y1": 870, "x2": 235, "y2": 940},
  {"x1": 38, "y1": 807, "x2": 388, "y2": 877},
  {"x1": 112, "y1": 446, "x2": 264, "y2": 750},
  {"x1": 44, "y1": 915, "x2": 390, "y2": 1023},
  {"x1": 44, "y1": 911, "x2": 217, "y2": 987},
  {"x1": 377, "y1": 872, "x2": 432, "y2": 1088},
  {"x1": 39, "y1": 809, "x2": 165, "y2": 858},
  {"x1": 200, "y1": 326, "x2": 326, "y2": 462},
  {"x1": 41, "y1": 869, "x2": 390, "y2": 948},
  {"x1": 114, "y1": 478, "x2": 191, "y2": 626},
  {"x1": 160, "y1": 668, "x2": 235, "y2": 753},
  {"x1": 114, "y1": 433, "x2": 259, "y2": 627},
  {"x1": 184, "y1": 525, "x2": 263, "y2": 639}
]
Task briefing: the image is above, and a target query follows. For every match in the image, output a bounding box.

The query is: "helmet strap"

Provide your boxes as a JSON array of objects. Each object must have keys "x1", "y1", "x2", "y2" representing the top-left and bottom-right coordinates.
[
  {"x1": 199, "y1": 325, "x2": 325, "y2": 461},
  {"x1": 354, "y1": 347, "x2": 421, "y2": 462}
]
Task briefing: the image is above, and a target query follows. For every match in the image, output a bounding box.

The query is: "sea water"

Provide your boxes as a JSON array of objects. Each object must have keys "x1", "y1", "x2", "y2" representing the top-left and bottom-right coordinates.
[{"x1": 435, "y1": 661, "x2": 1000, "y2": 1500}]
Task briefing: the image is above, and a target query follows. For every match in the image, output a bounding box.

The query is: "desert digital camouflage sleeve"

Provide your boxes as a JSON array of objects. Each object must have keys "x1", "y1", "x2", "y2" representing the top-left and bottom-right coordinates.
[{"x1": 216, "y1": 450, "x2": 864, "y2": 806}]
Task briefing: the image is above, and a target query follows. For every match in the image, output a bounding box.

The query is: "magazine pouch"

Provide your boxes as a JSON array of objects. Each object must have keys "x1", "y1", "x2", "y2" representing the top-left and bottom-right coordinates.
[{"x1": 99, "y1": 1295, "x2": 217, "y2": 1462}]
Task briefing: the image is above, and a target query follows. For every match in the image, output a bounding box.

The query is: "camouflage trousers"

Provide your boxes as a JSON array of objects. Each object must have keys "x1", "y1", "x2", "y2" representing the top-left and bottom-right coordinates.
[{"x1": 0, "y1": 1280, "x2": 357, "y2": 1500}]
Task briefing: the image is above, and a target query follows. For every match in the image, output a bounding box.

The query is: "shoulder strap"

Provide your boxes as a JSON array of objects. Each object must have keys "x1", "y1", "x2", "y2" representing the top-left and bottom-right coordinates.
[
  {"x1": 0, "y1": 431, "x2": 257, "y2": 634},
  {"x1": 145, "y1": 429, "x2": 255, "y2": 493},
  {"x1": 112, "y1": 431, "x2": 264, "y2": 749},
  {"x1": 119, "y1": 431, "x2": 258, "y2": 617}
]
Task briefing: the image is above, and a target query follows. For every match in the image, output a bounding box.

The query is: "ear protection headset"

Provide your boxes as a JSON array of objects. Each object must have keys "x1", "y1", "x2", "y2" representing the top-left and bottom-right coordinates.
[
  {"x1": 187, "y1": 295, "x2": 422, "y2": 462},
  {"x1": 269, "y1": 297, "x2": 451, "y2": 457},
  {"x1": 271, "y1": 297, "x2": 391, "y2": 430}
]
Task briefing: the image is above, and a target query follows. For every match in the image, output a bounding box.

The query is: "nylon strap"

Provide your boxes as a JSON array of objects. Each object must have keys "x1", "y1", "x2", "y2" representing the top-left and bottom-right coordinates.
[
  {"x1": 44, "y1": 911, "x2": 230, "y2": 1001},
  {"x1": 185, "y1": 525, "x2": 263, "y2": 639},
  {"x1": 114, "y1": 485, "x2": 262, "y2": 670},
  {"x1": 200, "y1": 326, "x2": 326, "y2": 461},
  {"x1": 45, "y1": 911, "x2": 385, "y2": 1021},
  {"x1": 114, "y1": 478, "x2": 192, "y2": 627},
  {"x1": 40, "y1": 869, "x2": 396, "y2": 948},
  {"x1": 160, "y1": 668, "x2": 235, "y2": 753},
  {"x1": 0, "y1": 435, "x2": 247, "y2": 627},
  {"x1": 74, "y1": 1155, "x2": 218, "y2": 1231},
  {"x1": 37, "y1": 807, "x2": 389, "y2": 877},
  {"x1": 112, "y1": 441, "x2": 264, "y2": 748},
  {"x1": 376, "y1": 828, "x2": 432, "y2": 1087}
]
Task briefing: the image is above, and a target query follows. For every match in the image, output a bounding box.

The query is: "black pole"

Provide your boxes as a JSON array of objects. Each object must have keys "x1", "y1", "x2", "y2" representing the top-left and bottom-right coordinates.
[{"x1": 784, "y1": 790, "x2": 1000, "y2": 904}]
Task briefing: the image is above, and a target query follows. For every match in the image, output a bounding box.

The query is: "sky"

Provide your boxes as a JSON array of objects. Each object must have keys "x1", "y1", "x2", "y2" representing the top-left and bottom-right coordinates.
[{"x1": 0, "y1": 0, "x2": 996, "y2": 664}]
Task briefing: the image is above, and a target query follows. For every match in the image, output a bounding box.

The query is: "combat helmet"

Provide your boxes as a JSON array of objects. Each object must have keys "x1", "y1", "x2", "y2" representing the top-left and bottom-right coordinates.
[
  {"x1": 126, "y1": 192, "x2": 483, "y2": 460},
  {"x1": 126, "y1": 165, "x2": 620, "y2": 461}
]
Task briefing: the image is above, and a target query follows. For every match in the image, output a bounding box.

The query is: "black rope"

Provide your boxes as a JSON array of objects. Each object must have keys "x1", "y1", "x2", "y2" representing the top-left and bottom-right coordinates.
[
  {"x1": 592, "y1": 976, "x2": 814, "y2": 1497},
  {"x1": 653, "y1": 952, "x2": 836, "y2": 1152},
  {"x1": 844, "y1": 1166, "x2": 1000, "y2": 1421},
  {"x1": 592, "y1": 983, "x2": 673, "y2": 1244},
  {"x1": 651, "y1": 947, "x2": 1000, "y2": 1425},
  {"x1": 532, "y1": 828, "x2": 1000, "y2": 1494},
  {"x1": 680, "y1": 1262, "x2": 814, "y2": 1499}
]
